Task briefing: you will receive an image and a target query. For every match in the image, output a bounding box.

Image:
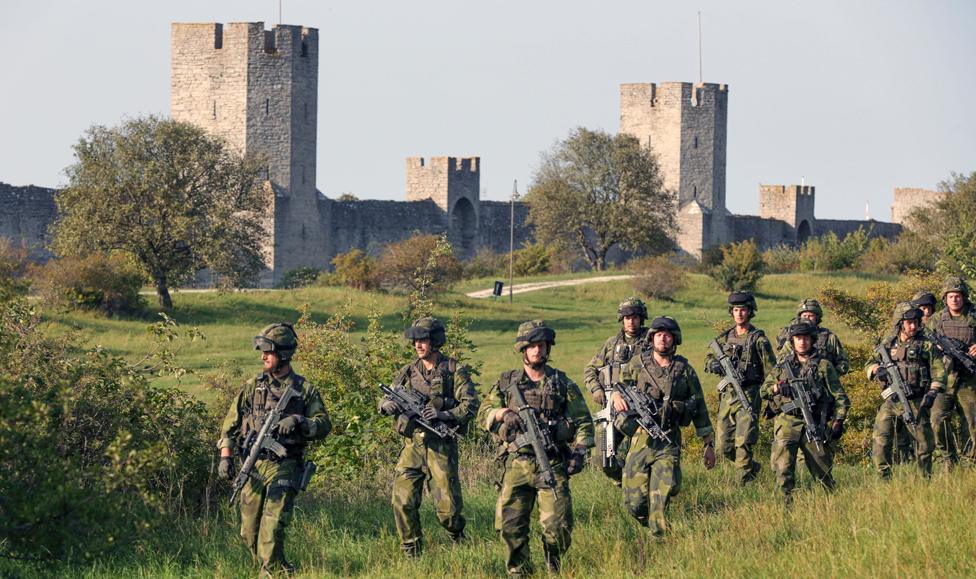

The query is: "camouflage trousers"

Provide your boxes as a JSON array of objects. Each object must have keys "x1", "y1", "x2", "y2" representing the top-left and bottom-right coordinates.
[
  {"x1": 495, "y1": 454, "x2": 572, "y2": 576},
  {"x1": 931, "y1": 377, "x2": 976, "y2": 467},
  {"x1": 872, "y1": 396, "x2": 934, "y2": 478},
  {"x1": 621, "y1": 434, "x2": 681, "y2": 535},
  {"x1": 239, "y1": 458, "x2": 301, "y2": 573},
  {"x1": 391, "y1": 434, "x2": 465, "y2": 551},
  {"x1": 770, "y1": 413, "x2": 834, "y2": 499},
  {"x1": 715, "y1": 386, "x2": 761, "y2": 484},
  {"x1": 593, "y1": 421, "x2": 631, "y2": 485}
]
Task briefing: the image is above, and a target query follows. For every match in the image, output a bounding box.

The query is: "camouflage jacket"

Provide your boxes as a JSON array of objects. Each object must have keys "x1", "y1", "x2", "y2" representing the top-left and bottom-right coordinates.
[
  {"x1": 582, "y1": 329, "x2": 648, "y2": 394},
  {"x1": 775, "y1": 321, "x2": 850, "y2": 375},
  {"x1": 864, "y1": 334, "x2": 946, "y2": 395},
  {"x1": 762, "y1": 353, "x2": 850, "y2": 421},
  {"x1": 928, "y1": 306, "x2": 976, "y2": 378},
  {"x1": 388, "y1": 353, "x2": 480, "y2": 426},
  {"x1": 704, "y1": 324, "x2": 776, "y2": 386}
]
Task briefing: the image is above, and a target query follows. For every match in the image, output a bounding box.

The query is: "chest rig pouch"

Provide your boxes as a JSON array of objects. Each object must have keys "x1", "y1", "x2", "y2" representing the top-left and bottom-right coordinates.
[
  {"x1": 244, "y1": 376, "x2": 307, "y2": 459},
  {"x1": 639, "y1": 357, "x2": 694, "y2": 429},
  {"x1": 725, "y1": 330, "x2": 764, "y2": 385},
  {"x1": 889, "y1": 340, "x2": 928, "y2": 397},
  {"x1": 504, "y1": 371, "x2": 576, "y2": 444}
]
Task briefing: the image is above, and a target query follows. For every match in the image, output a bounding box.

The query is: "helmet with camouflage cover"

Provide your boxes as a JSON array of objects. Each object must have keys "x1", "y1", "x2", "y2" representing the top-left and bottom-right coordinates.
[
  {"x1": 404, "y1": 316, "x2": 447, "y2": 349},
  {"x1": 941, "y1": 275, "x2": 970, "y2": 302},
  {"x1": 513, "y1": 319, "x2": 556, "y2": 353},
  {"x1": 617, "y1": 296, "x2": 648, "y2": 322},
  {"x1": 647, "y1": 316, "x2": 682, "y2": 346},
  {"x1": 911, "y1": 291, "x2": 937, "y2": 309},
  {"x1": 795, "y1": 298, "x2": 824, "y2": 324},
  {"x1": 254, "y1": 323, "x2": 299, "y2": 361},
  {"x1": 727, "y1": 290, "x2": 757, "y2": 320},
  {"x1": 890, "y1": 301, "x2": 924, "y2": 331}
]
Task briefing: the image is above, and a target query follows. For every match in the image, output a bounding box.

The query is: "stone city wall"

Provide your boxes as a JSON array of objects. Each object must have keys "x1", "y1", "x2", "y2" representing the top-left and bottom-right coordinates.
[{"x1": 0, "y1": 183, "x2": 57, "y2": 259}]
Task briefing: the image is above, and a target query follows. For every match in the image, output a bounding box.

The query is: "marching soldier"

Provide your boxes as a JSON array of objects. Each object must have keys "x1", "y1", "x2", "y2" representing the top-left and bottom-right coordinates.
[
  {"x1": 775, "y1": 298, "x2": 850, "y2": 375},
  {"x1": 866, "y1": 303, "x2": 944, "y2": 478},
  {"x1": 217, "y1": 323, "x2": 332, "y2": 577},
  {"x1": 377, "y1": 317, "x2": 480, "y2": 556},
  {"x1": 479, "y1": 320, "x2": 593, "y2": 576},
  {"x1": 763, "y1": 320, "x2": 849, "y2": 503},
  {"x1": 704, "y1": 291, "x2": 775, "y2": 484}
]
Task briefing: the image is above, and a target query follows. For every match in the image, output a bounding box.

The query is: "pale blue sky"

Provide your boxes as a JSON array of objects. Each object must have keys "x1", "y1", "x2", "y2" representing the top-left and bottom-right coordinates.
[{"x1": 1, "y1": 1, "x2": 973, "y2": 219}]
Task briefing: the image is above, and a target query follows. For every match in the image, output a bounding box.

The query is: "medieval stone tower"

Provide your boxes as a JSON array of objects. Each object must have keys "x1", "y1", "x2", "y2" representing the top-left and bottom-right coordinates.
[
  {"x1": 405, "y1": 156, "x2": 480, "y2": 256},
  {"x1": 170, "y1": 22, "x2": 326, "y2": 285},
  {"x1": 620, "y1": 82, "x2": 729, "y2": 256},
  {"x1": 759, "y1": 184, "x2": 816, "y2": 244}
]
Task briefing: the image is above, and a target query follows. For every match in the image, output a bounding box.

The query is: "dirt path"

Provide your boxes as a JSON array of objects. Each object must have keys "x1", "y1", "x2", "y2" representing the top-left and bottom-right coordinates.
[{"x1": 465, "y1": 275, "x2": 636, "y2": 298}]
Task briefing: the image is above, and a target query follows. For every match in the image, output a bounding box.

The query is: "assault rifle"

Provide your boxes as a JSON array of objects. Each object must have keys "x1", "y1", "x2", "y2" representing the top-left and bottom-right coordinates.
[
  {"x1": 613, "y1": 382, "x2": 672, "y2": 445},
  {"x1": 230, "y1": 385, "x2": 299, "y2": 504},
  {"x1": 924, "y1": 329, "x2": 976, "y2": 375},
  {"x1": 778, "y1": 360, "x2": 827, "y2": 453},
  {"x1": 874, "y1": 345, "x2": 919, "y2": 435},
  {"x1": 593, "y1": 364, "x2": 629, "y2": 471},
  {"x1": 709, "y1": 339, "x2": 756, "y2": 419},
  {"x1": 508, "y1": 384, "x2": 559, "y2": 499},
  {"x1": 380, "y1": 383, "x2": 460, "y2": 440}
]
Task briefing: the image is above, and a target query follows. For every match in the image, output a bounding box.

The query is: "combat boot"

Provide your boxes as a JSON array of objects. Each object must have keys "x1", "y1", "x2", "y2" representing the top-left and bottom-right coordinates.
[
  {"x1": 402, "y1": 538, "x2": 423, "y2": 558},
  {"x1": 543, "y1": 543, "x2": 561, "y2": 573},
  {"x1": 449, "y1": 530, "x2": 466, "y2": 544}
]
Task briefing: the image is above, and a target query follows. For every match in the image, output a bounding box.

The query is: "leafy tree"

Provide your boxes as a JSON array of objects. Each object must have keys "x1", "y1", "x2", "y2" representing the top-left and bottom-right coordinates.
[
  {"x1": 709, "y1": 240, "x2": 765, "y2": 292},
  {"x1": 374, "y1": 233, "x2": 461, "y2": 299},
  {"x1": 906, "y1": 171, "x2": 976, "y2": 276},
  {"x1": 51, "y1": 115, "x2": 270, "y2": 308},
  {"x1": 526, "y1": 127, "x2": 676, "y2": 270},
  {"x1": 331, "y1": 248, "x2": 377, "y2": 290}
]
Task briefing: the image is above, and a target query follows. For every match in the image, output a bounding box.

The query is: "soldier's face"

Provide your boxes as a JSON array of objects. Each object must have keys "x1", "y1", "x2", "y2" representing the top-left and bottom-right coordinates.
[
  {"x1": 947, "y1": 292, "x2": 965, "y2": 313},
  {"x1": 523, "y1": 342, "x2": 549, "y2": 366},
  {"x1": 919, "y1": 304, "x2": 934, "y2": 318},
  {"x1": 792, "y1": 334, "x2": 812, "y2": 355},
  {"x1": 653, "y1": 331, "x2": 674, "y2": 353},
  {"x1": 414, "y1": 338, "x2": 433, "y2": 359},
  {"x1": 622, "y1": 314, "x2": 642, "y2": 335},
  {"x1": 799, "y1": 311, "x2": 818, "y2": 325},
  {"x1": 731, "y1": 306, "x2": 750, "y2": 325},
  {"x1": 261, "y1": 350, "x2": 281, "y2": 371},
  {"x1": 901, "y1": 319, "x2": 919, "y2": 337}
]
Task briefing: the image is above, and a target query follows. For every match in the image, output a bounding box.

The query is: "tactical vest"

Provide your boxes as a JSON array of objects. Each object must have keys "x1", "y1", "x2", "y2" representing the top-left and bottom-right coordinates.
[
  {"x1": 722, "y1": 328, "x2": 765, "y2": 385},
  {"x1": 396, "y1": 355, "x2": 460, "y2": 412},
  {"x1": 885, "y1": 337, "x2": 930, "y2": 397},
  {"x1": 601, "y1": 330, "x2": 646, "y2": 385},
  {"x1": 776, "y1": 356, "x2": 830, "y2": 418},
  {"x1": 243, "y1": 374, "x2": 307, "y2": 458},
  {"x1": 937, "y1": 311, "x2": 975, "y2": 346},
  {"x1": 636, "y1": 354, "x2": 696, "y2": 429},
  {"x1": 500, "y1": 368, "x2": 576, "y2": 444}
]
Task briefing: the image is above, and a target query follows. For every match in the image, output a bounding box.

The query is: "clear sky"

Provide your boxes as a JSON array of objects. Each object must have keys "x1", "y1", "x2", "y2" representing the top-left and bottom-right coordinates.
[{"x1": 1, "y1": 1, "x2": 973, "y2": 219}]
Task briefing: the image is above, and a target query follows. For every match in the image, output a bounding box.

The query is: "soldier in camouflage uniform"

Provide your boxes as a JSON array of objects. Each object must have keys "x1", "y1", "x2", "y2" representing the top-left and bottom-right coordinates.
[
  {"x1": 613, "y1": 316, "x2": 716, "y2": 535},
  {"x1": 775, "y1": 299, "x2": 850, "y2": 375},
  {"x1": 866, "y1": 303, "x2": 945, "y2": 478},
  {"x1": 927, "y1": 277, "x2": 976, "y2": 467},
  {"x1": 583, "y1": 297, "x2": 649, "y2": 482},
  {"x1": 377, "y1": 317, "x2": 480, "y2": 556},
  {"x1": 703, "y1": 291, "x2": 775, "y2": 484},
  {"x1": 763, "y1": 321, "x2": 849, "y2": 503},
  {"x1": 479, "y1": 320, "x2": 593, "y2": 576},
  {"x1": 218, "y1": 323, "x2": 332, "y2": 577}
]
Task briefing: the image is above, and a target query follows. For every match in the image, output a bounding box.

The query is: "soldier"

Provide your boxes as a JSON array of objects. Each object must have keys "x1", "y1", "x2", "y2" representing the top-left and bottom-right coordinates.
[
  {"x1": 912, "y1": 291, "x2": 937, "y2": 324},
  {"x1": 217, "y1": 323, "x2": 332, "y2": 577},
  {"x1": 928, "y1": 276, "x2": 976, "y2": 466},
  {"x1": 613, "y1": 316, "x2": 716, "y2": 534},
  {"x1": 583, "y1": 297, "x2": 649, "y2": 481},
  {"x1": 774, "y1": 299, "x2": 850, "y2": 375},
  {"x1": 479, "y1": 320, "x2": 593, "y2": 576},
  {"x1": 897, "y1": 290, "x2": 939, "y2": 463},
  {"x1": 703, "y1": 291, "x2": 775, "y2": 484},
  {"x1": 377, "y1": 317, "x2": 480, "y2": 557},
  {"x1": 762, "y1": 321, "x2": 850, "y2": 503},
  {"x1": 866, "y1": 303, "x2": 945, "y2": 478}
]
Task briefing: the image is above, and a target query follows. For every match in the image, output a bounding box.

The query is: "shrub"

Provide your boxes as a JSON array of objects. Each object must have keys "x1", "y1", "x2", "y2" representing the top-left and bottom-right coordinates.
[
  {"x1": 31, "y1": 253, "x2": 145, "y2": 315},
  {"x1": 331, "y1": 248, "x2": 377, "y2": 291},
  {"x1": 0, "y1": 239, "x2": 31, "y2": 302},
  {"x1": 763, "y1": 244, "x2": 800, "y2": 273},
  {"x1": 629, "y1": 255, "x2": 688, "y2": 301},
  {"x1": 374, "y1": 234, "x2": 461, "y2": 295},
  {"x1": 798, "y1": 228, "x2": 870, "y2": 272},
  {"x1": 858, "y1": 234, "x2": 936, "y2": 275},
  {"x1": 274, "y1": 266, "x2": 321, "y2": 289},
  {"x1": 709, "y1": 240, "x2": 765, "y2": 292},
  {"x1": 462, "y1": 248, "x2": 506, "y2": 279},
  {"x1": 513, "y1": 242, "x2": 552, "y2": 276}
]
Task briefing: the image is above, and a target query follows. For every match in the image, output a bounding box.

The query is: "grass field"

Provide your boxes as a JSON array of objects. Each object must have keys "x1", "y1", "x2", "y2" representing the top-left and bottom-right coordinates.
[{"x1": 14, "y1": 270, "x2": 976, "y2": 578}]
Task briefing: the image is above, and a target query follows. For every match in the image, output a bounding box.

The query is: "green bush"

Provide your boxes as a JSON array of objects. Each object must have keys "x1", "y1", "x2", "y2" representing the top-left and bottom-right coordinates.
[
  {"x1": 0, "y1": 239, "x2": 31, "y2": 302},
  {"x1": 709, "y1": 240, "x2": 765, "y2": 292},
  {"x1": 513, "y1": 242, "x2": 552, "y2": 276},
  {"x1": 331, "y1": 248, "x2": 377, "y2": 290},
  {"x1": 374, "y1": 234, "x2": 461, "y2": 295},
  {"x1": 0, "y1": 299, "x2": 213, "y2": 560},
  {"x1": 858, "y1": 234, "x2": 936, "y2": 274},
  {"x1": 798, "y1": 228, "x2": 870, "y2": 272},
  {"x1": 763, "y1": 244, "x2": 800, "y2": 273},
  {"x1": 462, "y1": 248, "x2": 506, "y2": 279},
  {"x1": 629, "y1": 255, "x2": 688, "y2": 301},
  {"x1": 274, "y1": 266, "x2": 321, "y2": 289},
  {"x1": 31, "y1": 253, "x2": 145, "y2": 316}
]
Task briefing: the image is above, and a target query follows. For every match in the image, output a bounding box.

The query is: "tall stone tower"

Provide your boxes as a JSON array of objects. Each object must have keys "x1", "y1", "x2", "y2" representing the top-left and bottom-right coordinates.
[
  {"x1": 759, "y1": 184, "x2": 816, "y2": 244},
  {"x1": 405, "y1": 156, "x2": 480, "y2": 257},
  {"x1": 170, "y1": 22, "x2": 326, "y2": 285},
  {"x1": 620, "y1": 82, "x2": 728, "y2": 256}
]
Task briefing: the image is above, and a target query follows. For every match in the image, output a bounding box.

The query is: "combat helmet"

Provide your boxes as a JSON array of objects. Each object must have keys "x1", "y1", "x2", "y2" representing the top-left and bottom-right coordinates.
[
  {"x1": 911, "y1": 291, "x2": 937, "y2": 309},
  {"x1": 647, "y1": 316, "x2": 682, "y2": 346},
  {"x1": 787, "y1": 319, "x2": 817, "y2": 338},
  {"x1": 941, "y1": 275, "x2": 970, "y2": 302},
  {"x1": 728, "y1": 291, "x2": 758, "y2": 319},
  {"x1": 513, "y1": 320, "x2": 556, "y2": 353},
  {"x1": 404, "y1": 316, "x2": 447, "y2": 349},
  {"x1": 890, "y1": 301, "x2": 924, "y2": 331},
  {"x1": 796, "y1": 299, "x2": 824, "y2": 324},
  {"x1": 254, "y1": 323, "x2": 299, "y2": 361},
  {"x1": 617, "y1": 297, "x2": 648, "y2": 322}
]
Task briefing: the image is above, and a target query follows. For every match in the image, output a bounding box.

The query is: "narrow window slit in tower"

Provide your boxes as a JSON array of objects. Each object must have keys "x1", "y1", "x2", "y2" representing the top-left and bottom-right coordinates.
[
  {"x1": 212, "y1": 100, "x2": 217, "y2": 119},
  {"x1": 265, "y1": 99, "x2": 269, "y2": 115}
]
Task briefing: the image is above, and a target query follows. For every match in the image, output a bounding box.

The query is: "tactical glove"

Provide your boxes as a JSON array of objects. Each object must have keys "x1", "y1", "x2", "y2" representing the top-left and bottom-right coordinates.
[
  {"x1": 421, "y1": 406, "x2": 451, "y2": 422},
  {"x1": 830, "y1": 419, "x2": 845, "y2": 441},
  {"x1": 776, "y1": 382, "x2": 792, "y2": 399},
  {"x1": 379, "y1": 399, "x2": 401, "y2": 416},
  {"x1": 277, "y1": 414, "x2": 304, "y2": 435},
  {"x1": 707, "y1": 359, "x2": 723, "y2": 375},
  {"x1": 874, "y1": 366, "x2": 889, "y2": 383},
  {"x1": 921, "y1": 389, "x2": 939, "y2": 411},
  {"x1": 502, "y1": 410, "x2": 524, "y2": 433},
  {"x1": 218, "y1": 457, "x2": 235, "y2": 481},
  {"x1": 566, "y1": 445, "x2": 588, "y2": 476},
  {"x1": 591, "y1": 388, "x2": 607, "y2": 407}
]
